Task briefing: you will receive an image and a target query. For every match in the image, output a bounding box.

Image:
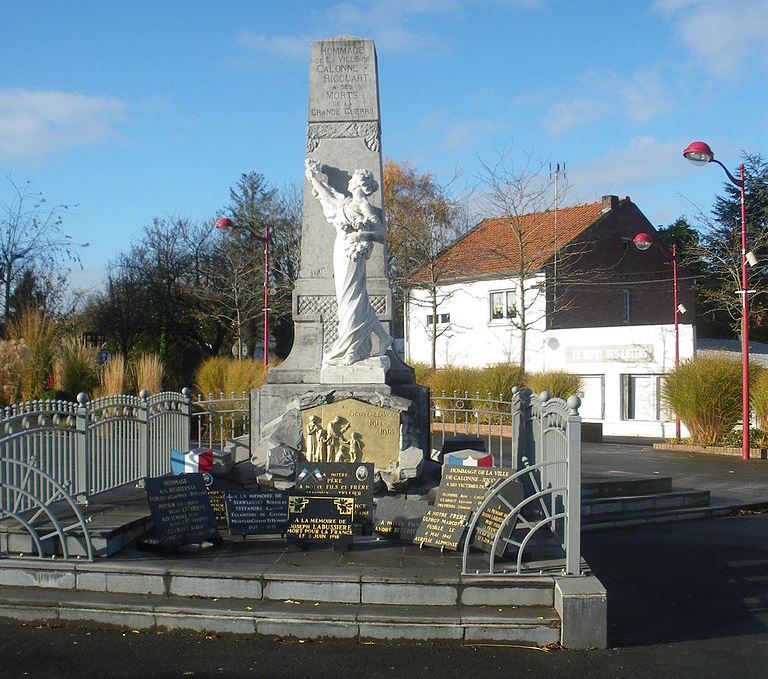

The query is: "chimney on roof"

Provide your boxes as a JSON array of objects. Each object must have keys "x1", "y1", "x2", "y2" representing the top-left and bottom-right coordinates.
[{"x1": 602, "y1": 195, "x2": 619, "y2": 212}]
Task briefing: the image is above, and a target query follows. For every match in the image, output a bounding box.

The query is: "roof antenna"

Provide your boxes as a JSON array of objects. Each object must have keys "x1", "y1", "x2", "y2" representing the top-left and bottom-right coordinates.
[{"x1": 549, "y1": 162, "x2": 566, "y2": 302}]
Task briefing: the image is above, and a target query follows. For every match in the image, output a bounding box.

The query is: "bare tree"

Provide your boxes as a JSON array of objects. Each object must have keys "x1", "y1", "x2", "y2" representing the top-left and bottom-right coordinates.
[
  {"x1": 0, "y1": 177, "x2": 87, "y2": 323},
  {"x1": 476, "y1": 150, "x2": 591, "y2": 373},
  {"x1": 384, "y1": 160, "x2": 470, "y2": 368}
]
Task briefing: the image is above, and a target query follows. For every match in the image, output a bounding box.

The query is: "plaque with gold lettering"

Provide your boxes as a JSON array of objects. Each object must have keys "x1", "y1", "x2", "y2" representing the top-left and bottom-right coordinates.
[
  {"x1": 286, "y1": 495, "x2": 354, "y2": 544},
  {"x1": 224, "y1": 490, "x2": 289, "y2": 536},
  {"x1": 301, "y1": 398, "x2": 400, "y2": 470},
  {"x1": 435, "y1": 467, "x2": 512, "y2": 514},
  {"x1": 413, "y1": 507, "x2": 471, "y2": 551},
  {"x1": 472, "y1": 493, "x2": 522, "y2": 558},
  {"x1": 206, "y1": 488, "x2": 228, "y2": 529},
  {"x1": 296, "y1": 462, "x2": 373, "y2": 523}
]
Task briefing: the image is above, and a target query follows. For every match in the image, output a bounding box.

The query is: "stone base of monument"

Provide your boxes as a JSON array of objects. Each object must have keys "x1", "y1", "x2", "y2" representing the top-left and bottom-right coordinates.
[{"x1": 252, "y1": 388, "x2": 427, "y2": 492}]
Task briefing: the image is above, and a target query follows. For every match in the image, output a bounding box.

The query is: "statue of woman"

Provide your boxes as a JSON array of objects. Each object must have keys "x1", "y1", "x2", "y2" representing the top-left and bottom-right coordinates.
[{"x1": 305, "y1": 158, "x2": 392, "y2": 366}]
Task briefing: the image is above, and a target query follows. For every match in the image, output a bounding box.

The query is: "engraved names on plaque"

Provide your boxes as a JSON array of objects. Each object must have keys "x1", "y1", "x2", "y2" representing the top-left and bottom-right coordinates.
[
  {"x1": 286, "y1": 496, "x2": 354, "y2": 544},
  {"x1": 224, "y1": 490, "x2": 289, "y2": 536},
  {"x1": 145, "y1": 474, "x2": 218, "y2": 548},
  {"x1": 295, "y1": 462, "x2": 374, "y2": 523}
]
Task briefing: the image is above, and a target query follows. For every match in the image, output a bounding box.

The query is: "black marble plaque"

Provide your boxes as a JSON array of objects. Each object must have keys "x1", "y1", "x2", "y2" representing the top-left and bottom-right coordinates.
[
  {"x1": 145, "y1": 474, "x2": 218, "y2": 547},
  {"x1": 471, "y1": 480, "x2": 525, "y2": 557},
  {"x1": 286, "y1": 495, "x2": 354, "y2": 543},
  {"x1": 413, "y1": 507, "x2": 471, "y2": 551},
  {"x1": 435, "y1": 467, "x2": 511, "y2": 513},
  {"x1": 224, "y1": 490, "x2": 289, "y2": 536},
  {"x1": 295, "y1": 463, "x2": 373, "y2": 523},
  {"x1": 206, "y1": 488, "x2": 228, "y2": 529},
  {"x1": 373, "y1": 496, "x2": 429, "y2": 542}
]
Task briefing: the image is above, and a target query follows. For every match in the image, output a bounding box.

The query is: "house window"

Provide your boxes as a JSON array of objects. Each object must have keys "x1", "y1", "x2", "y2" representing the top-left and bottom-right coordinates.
[
  {"x1": 490, "y1": 290, "x2": 516, "y2": 321},
  {"x1": 622, "y1": 289, "x2": 631, "y2": 325},
  {"x1": 426, "y1": 313, "x2": 450, "y2": 325},
  {"x1": 621, "y1": 237, "x2": 631, "y2": 253},
  {"x1": 622, "y1": 374, "x2": 662, "y2": 420}
]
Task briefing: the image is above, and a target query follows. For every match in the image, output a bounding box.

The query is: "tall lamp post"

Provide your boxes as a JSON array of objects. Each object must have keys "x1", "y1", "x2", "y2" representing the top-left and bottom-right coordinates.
[
  {"x1": 632, "y1": 232, "x2": 687, "y2": 441},
  {"x1": 215, "y1": 216, "x2": 270, "y2": 370},
  {"x1": 683, "y1": 141, "x2": 751, "y2": 460}
]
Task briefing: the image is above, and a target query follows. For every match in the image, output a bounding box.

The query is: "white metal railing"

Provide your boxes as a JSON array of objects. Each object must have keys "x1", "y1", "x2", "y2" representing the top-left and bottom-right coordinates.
[{"x1": 0, "y1": 389, "x2": 192, "y2": 514}]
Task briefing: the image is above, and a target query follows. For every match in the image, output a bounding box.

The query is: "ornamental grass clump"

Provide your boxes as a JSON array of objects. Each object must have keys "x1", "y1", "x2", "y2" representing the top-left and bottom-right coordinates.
[
  {"x1": 133, "y1": 353, "x2": 164, "y2": 395},
  {"x1": 194, "y1": 356, "x2": 267, "y2": 398},
  {"x1": 0, "y1": 340, "x2": 32, "y2": 405},
  {"x1": 527, "y1": 370, "x2": 583, "y2": 400},
  {"x1": 661, "y1": 354, "x2": 746, "y2": 445},
  {"x1": 7, "y1": 307, "x2": 58, "y2": 400},
  {"x1": 53, "y1": 338, "x2": 98, "y2": 401},
  {"x1": 97, "y1": 354, "x2": 126, "y2": 397},
  {"x1": 478, "y1": 363, "x2": 525, "y2": 401}
]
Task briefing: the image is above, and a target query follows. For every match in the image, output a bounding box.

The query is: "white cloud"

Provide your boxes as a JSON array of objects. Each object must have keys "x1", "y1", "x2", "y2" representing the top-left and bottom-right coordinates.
[
  {"x1": 568, "y1": 136, "x2": 687, "y2": 201},
  {"x1": 234, "y1": 33, "x2": 311, "y2": 60},
  {"x1": 543, "y1": 67, "x2": 670, "y2": 137},
  {"x1": 0, "y1": 89, "x2": 125, "y2": 158},
  {"x1": 655, "y1": 0, "x2": 768, "y2": 79},
  {"x1": 442, "y1": 119, "x2": 505, "y2": 149}
]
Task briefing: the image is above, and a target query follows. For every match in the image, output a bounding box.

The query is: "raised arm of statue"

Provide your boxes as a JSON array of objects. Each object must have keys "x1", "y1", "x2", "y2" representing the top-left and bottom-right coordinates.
[{"x1": 305, "y1": 158, "x2": 344, "y2": 223}]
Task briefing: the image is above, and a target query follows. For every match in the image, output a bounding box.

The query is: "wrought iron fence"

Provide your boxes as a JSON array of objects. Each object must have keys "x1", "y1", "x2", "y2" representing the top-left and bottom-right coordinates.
[
  {"x1": 0, "y1": 389, "x2": 192, "y2": 515},
  {"x1": 191, "y1": 392, "x2": 250, "y2": 450}
]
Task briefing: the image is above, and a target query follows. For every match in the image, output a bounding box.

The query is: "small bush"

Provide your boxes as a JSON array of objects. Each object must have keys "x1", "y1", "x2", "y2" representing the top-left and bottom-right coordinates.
[
  {"x1": 527, "y1": 370, "x2": 583, "y2": 400},
  {"x1": 662, "y1": 354, "x2": 754, "y2": 446},
  {"x1": 194, "y1": 356, "x2": 267, "y2": 397},
  {"x1": 411, "y1": 362, "x2": 434, "y2": 387},
  {"x1": 478, "y1": 363, "x2": 525, "y2": 400},
  {"x1": 751, "y1": 368, "x2": 768, "y2": 429},
  {"x1": 53, "y1": 338, "x2": 98, "y2": 400},
  {"x1": 133, "y1": 353, "x2": 164, "y2": 395},
  {"x1": 0, "y1": 340, "x2": 32, "y2": 405}
]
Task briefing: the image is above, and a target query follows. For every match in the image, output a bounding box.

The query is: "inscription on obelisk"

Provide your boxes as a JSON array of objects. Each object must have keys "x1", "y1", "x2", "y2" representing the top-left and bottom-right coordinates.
[{"x1": 270, "y1": 36, "x2": 392, "y2": 384}]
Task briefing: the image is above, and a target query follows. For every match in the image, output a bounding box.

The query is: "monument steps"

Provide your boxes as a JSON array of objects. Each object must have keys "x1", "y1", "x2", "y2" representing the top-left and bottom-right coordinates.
[{"x1": 0, "y1": 585, "x2": 562, "y2": 645}]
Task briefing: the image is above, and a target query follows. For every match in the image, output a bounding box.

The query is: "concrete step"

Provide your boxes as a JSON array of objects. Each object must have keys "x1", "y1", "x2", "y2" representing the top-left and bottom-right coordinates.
[
  {"x1": 583, "y1": 504, "x2": 733, "y2": 531},
  {"x1": 582, "y1": 474, "x2": 673, "y2": 499},
  {"x1": 582, "y1": 489, "x2": 711, "y2": 520},
  {"x1": 0, "y1": 585, "x2": 561, "y2": 645}
]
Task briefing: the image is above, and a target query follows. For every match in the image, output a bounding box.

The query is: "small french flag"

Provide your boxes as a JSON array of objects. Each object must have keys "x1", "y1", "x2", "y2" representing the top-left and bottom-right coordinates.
[{"x1": 170, "y1": 447, "x2": 214, "y2": 475}]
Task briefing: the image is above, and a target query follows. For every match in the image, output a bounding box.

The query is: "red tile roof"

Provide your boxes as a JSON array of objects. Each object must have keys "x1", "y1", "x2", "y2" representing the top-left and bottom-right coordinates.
[{"x1": 409, "y1": 199, "x2": 611, "y2": 283}]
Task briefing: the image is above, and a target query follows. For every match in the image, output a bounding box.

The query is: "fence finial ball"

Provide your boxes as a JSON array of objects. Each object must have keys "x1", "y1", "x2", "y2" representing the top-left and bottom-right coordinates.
[
  {"x1": 540, "y1": 390, "x2": 550, "y2": 402},
  {"x1": 182, "y1": 387, "x2": 191, "y2": 397},
  {"x1": 139, "y1": 389, "x2": 150, "y2": 400},
  {"x1": 76, "y1": 392, "x2": 89, "y2": 405},
  {"x1": 567, "y1": 395, "x2": 581, "y2": 415}
]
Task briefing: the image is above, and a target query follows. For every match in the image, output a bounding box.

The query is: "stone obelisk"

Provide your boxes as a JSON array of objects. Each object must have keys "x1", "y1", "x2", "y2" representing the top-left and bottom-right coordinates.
[{"x1": 251, "y1": 36, "x2": 426, "y2": 454}]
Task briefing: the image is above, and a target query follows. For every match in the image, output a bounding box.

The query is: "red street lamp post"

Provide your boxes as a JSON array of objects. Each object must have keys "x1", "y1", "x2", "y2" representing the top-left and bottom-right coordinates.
[
  {"x1": 632, "y1": 233, "x2": 686, "y2": 441},
  {"x1": 215, "y1": 216, "x2": 271, "y2": 371},
  {"x1": 683, "y1": 141, "x2": 750, "y2": 460}
]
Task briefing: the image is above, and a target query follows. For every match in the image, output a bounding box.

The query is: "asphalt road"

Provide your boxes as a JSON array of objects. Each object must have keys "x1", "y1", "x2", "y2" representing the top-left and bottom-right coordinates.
[{"x1": 1, "y1": 513, "x2": 767, "y2": 679}]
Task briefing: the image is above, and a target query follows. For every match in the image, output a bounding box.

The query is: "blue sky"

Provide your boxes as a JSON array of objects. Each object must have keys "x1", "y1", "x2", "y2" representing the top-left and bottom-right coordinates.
[{"x1": 2, "y1": 0, "x2": 766, "y2": 294}]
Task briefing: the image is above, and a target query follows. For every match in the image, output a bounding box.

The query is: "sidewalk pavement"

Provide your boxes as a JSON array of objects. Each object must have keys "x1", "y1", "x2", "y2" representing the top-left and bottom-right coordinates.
[{"x1": 582, "y1": 440, "x2": 768, "y2": 508}]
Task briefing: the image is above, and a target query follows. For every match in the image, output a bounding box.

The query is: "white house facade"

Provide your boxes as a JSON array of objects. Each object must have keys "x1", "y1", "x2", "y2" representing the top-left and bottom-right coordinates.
[{"x1": 403, "y1": 196, "x2": 697, "y2": 440}]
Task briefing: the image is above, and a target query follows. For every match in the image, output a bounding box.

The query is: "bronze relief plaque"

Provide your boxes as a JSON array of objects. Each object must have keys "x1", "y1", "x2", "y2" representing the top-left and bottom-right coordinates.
[{"x1": 301, "y1": 398, "x2": 400, "y2": 470}]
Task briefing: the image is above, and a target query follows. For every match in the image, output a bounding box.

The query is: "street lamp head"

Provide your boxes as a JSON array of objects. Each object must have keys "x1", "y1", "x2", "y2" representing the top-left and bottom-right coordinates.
[
  {"x1": 683, "y1": 141, "x2": 714, "y2": 165},
  {"x1": 215, "y1": 216, "x2": 234, "y2": 230},
  {"x1": 632, "y1": 232, "x2": 653, "y2": 252}
]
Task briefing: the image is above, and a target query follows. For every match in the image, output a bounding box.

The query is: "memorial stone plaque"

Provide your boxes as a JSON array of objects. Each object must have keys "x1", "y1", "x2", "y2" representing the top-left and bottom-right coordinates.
[
  {"x1": 435, "y1": 467, "x2": 511, "y2": 513},
  {"x1": 472, "y1": 493, "x2": 522, "y2": 558},
  {"x1": 373, "y1": 496, "x2": 429, "y2": 542},
  {"x1": 413, "y1": 508, "x2": 471, "y2": 551},
  {"x1": 224, "y1": 490, "x2": 289, "y2": 536},
  {"x1": 302, "y1": 399, "x2": 399, "y2": 470},
  {"x1": 145, "y1": 474, "x2": 218, "y2": 548},
  {"x1": 286, "y1": 495, "x2": 354, "y2": 544},
  {"x1": 206, "y1": 488, "x2": 228, "y2": 529},
  {"x1": 296, "y1": 462, "x2": 374, "y2": 523}
]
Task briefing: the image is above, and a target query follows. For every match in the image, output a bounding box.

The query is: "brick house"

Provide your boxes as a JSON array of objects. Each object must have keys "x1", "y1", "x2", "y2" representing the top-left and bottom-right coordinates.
[{"x1": 404, "y1": 195, "x2": 696, "y2": 438}]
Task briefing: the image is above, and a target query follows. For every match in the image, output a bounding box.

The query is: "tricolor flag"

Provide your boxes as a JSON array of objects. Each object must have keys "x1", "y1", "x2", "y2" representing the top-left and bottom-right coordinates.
[{"x1": 171, "y1": 447, "x2": 214, "y2": 475}]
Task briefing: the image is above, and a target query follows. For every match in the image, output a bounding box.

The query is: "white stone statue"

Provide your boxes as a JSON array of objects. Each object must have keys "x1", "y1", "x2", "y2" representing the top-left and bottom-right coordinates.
[{"x1": 305, "y1": 158, "x2": 392, "y2": 366}]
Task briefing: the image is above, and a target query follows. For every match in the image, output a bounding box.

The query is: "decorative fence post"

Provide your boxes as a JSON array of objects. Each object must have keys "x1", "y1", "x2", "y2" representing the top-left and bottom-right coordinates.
[
  {"x1": 565, "y1": 394, "x2": 582, "y2": 575},
  {"x1": 181, "y1": 387, "x2": 192, "y2": 454},
  {"x1": 75, "y1": 392, "x2": 90, "y2": 503},
  {"x1": 139, "y1": 389, "x2": 150, "y2": 480}
]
